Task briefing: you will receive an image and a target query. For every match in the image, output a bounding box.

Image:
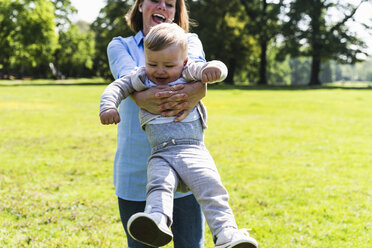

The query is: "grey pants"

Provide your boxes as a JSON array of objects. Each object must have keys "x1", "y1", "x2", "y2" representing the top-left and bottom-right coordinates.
[{"x1": 144, "y1": 120, "x2": 238, "y2": 237}]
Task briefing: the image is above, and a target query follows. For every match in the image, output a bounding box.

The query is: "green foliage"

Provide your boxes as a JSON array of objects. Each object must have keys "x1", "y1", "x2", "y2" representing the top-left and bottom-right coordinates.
[
  {"x1": 54, "y1": 21, "x2": 95, "y2": 78},
  {"x1": 266, "y1": 45, "x2": 291, "y2": 85},
  {"x1": 1, "y1": 0, "x2": 371, "y2": 83},
  {"x1": 91, "y1": 0, "x2": 132, "y2": 79},
  {"x1": 1, "y1": 82, "x2": 371, "y2": 247},
  {"x1": 16, "y1": 0, "x2": 58, "y2": 68},
  {"x1": 279, "y1": 0, "x2": 370, "y2": 85},
  {"x1": 188, "y1": 0, "x2": 260, "y2": 84},
  {"x1": 239, "y1": 0, "x2": 284, "y2": 85},
  {"x1": 188, "y1": 0, "x2": 284, "y2": 85},
  {"x1": 0, "y1": 0, "x2": 58, "y2": 78},
  {"x1": 0, "y1": 0, "x2": 22, "y2": 75},
  {"x1": 51, "y1": 0, "x2": 77, "y2": 28}
]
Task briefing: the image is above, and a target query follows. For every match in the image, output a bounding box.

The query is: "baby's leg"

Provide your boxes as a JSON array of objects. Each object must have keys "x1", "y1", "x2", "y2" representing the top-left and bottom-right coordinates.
[
  {"x1": 145, "y1": 154, "x2": 179, "y2": 224},
  {"x1": 176, "y1": 145, "x2": 258, "y2": 247},
  {"x1": 127, "y1": 155, "x2": 178, "y2": 247},
  {"x1": 175, "y1": 144, "x2": 238, "y2": 237}
]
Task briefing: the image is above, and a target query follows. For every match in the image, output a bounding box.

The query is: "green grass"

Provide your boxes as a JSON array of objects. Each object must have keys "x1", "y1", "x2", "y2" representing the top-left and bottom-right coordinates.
[{"x1": 0, "y1": 81, "x2": 371, "y2": 247}]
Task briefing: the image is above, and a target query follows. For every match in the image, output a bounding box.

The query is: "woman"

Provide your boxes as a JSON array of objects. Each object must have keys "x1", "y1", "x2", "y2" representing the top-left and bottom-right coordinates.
[{"x1": 107, "y1": 0, "x2": 207, "y2": 247}]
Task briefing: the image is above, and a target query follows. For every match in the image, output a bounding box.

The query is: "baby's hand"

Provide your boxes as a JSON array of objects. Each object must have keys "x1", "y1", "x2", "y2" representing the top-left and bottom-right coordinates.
[
  {"x1": 100, "y1": 109, "x2": 121, "y2": 125},
  {"x1": 202, "y1": 67, "x2": 221, "y2": 83}
]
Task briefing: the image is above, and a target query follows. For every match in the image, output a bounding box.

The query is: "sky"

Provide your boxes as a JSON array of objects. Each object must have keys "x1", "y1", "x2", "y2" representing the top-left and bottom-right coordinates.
[
  {"x1": 70, "y1": 0, "x2": 106, "y2": 23},
  {"x1": 70, "y1": 0, "x2": 371, "y2": 55}
]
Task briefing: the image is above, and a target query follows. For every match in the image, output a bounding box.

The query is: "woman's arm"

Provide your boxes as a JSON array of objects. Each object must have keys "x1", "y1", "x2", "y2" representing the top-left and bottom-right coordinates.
[
  {"x1": 172, "y1": 81, "x2": 206, "y2": 122},
  {"x1": 108, "y1": 37, "x2": 186, "y2": 115},
  {"x1": 132, "y1": 81, "x2": 206, "y2": 119},
  {"x1": 186, "y1": 33, "x2": 206, "y2": 63},
  {"x1": 107, "y1": 38, "x2": 137, "y2": 79},
  {"x1": 108, "y1": 34, "x2": 207, "y2": 119},
  {"x1": 132, "y1": 33, "x2": 207, "y2": 120}
]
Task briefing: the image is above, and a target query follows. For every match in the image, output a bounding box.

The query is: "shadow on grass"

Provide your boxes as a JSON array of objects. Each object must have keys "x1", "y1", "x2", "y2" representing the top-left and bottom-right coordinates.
[
  {"x1": 1, "y1": 80, "x2": 372, "y2": 90},
  {"x1": 208, "y1": 83, "x2": 372, "y2": 91},
  {"x1": 0, "y1": 82, "x2": 110, "y2": 87},
  {"x1": 0, "y1": 78, "x2": 110, "y2": 87}
]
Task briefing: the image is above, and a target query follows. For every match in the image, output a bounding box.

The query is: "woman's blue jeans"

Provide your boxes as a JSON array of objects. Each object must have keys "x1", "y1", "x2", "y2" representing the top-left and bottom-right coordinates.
[{"x1": 118, "y1": 194, "x2": 205, "y2": 248}]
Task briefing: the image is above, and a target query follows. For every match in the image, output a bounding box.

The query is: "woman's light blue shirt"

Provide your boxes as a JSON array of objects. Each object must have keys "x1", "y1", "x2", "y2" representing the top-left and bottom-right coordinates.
[{"x1": 107, "y1": 30, "x2": 206, "y2": 201}]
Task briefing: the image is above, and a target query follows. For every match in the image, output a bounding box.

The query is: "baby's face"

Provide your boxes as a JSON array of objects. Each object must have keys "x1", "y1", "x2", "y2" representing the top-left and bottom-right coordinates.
[{"x1": 145, "y1": 43, "x2": 187, "y2": 85}]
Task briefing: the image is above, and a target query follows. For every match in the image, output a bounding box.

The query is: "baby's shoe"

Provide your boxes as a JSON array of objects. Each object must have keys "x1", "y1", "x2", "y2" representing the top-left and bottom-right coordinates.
[
  {"x1": 215, "y1": 228, "x2": 258, "y2": 248},
  {"x1": 127, "y1": 212, "x2": 173, "y2": 247}
]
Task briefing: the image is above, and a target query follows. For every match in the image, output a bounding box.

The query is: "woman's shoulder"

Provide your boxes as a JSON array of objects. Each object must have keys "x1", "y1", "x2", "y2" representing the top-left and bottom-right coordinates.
[
  {"x1": 186, "y1": 32, "x2": 205, "y2": 61},
  {"x1": 108, "y1": 31, "x2": 144, "y2": 48},
  {"x1": 108, "y1": 35, "x2": 134, "y2": 47},
  {"x1": 186, "y1": 32, "x2": 203, "y2": 45},
  {"x1": 186, "y1": 32, "x2": 200, "y2": 40}
]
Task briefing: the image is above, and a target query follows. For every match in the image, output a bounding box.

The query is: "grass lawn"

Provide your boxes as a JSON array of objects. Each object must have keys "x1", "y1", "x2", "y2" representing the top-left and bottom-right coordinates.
[{"x1": 0, "y1": 80, "x2": 371, "y2": 247}]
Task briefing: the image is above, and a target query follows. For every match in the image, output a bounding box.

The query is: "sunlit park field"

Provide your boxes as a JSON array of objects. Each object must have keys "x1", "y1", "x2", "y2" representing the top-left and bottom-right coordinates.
[{"x1": 0, "y1": 79, "x2": 371, "y2": 247}]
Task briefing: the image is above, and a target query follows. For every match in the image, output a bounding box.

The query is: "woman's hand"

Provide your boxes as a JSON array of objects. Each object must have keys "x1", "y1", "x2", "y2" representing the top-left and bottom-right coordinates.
[
  {"x1": 172, "y1": 81, "x2": 206, "y2": 122},
  {"x1": 131, "y1": 81, "x2": 206, "y2": 122}
]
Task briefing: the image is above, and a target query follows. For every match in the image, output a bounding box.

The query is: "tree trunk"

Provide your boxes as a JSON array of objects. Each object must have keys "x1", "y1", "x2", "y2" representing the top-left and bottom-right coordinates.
[
  {"x1": 258, "y1": 38, "x2": 267, "y2": 85},
  {"x1": 309, "y1": 56, "x2": 321, "y2": 85},
  {"x1": 257, "y1": 0, "x2": 268, "y2": 85},
  {"x1": 308, "y1": 0, "x2": 322, "y2": 86},
  {"x1": 225, "y1": 58, "x2": 236, "y2": 84}
]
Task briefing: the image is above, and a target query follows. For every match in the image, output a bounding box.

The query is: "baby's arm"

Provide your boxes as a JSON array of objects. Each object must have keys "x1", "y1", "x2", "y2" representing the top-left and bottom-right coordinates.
[
  {"x1": 202, "y1": 67, "x2": 222, "y2": 84},
  {"x1": 100, "y1": 108, "x2": 121, "y2": 125},
  {"x1": 100, "y1": 67, "x2": 148, "y2": 125},
  {"x1": 183, "y1": 60, "x2": 228, "y2": 84}
]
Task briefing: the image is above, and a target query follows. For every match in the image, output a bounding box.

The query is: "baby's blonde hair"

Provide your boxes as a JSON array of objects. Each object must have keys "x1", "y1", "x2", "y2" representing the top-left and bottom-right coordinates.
[{"x1": 144, "y1": 23, "x2": 188, "y2": 56}]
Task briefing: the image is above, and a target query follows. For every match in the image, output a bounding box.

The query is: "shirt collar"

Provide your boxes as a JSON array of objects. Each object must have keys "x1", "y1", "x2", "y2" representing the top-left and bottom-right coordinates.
[{"x1": 134, "y1": 30, "x2": 145, "y2": 46}]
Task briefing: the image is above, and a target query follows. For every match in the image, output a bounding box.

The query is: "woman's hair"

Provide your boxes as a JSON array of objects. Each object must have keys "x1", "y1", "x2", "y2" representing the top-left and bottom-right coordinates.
[
  {"x1": 125, "y1": 0, "x2": 190, "y2": 33},
  {"x1": 144, "y1": 23, "x2": 188, "y2": 54}
]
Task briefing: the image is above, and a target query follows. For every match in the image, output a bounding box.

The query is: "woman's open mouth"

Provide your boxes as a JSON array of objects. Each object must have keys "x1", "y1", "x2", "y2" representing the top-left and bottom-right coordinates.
[{"x1": 152, "y1": 13, "x2": 166, "y2": 24}]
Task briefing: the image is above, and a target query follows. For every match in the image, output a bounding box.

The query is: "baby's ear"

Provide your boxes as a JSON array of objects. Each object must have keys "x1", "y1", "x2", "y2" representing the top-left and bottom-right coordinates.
[{"x1": 183, "y1": 57, "x2": 188, "y2": 66}]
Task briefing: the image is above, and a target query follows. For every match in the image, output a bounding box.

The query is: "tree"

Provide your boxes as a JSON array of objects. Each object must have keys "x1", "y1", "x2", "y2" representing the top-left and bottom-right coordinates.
[
  {"x1": 239, "y1": 0, "x2": 284, "y2": 85},
  {"x1": 0, "y1": 0, "x2": 23, "y2": 78},
  {"x1": 279, "y1": 0, "x2": 371, "y2": 85},
  {"x1": 266, "y1": 45, "x2": 291, "y2": 85},
  {"x1": 0, "y1": 0, "x2": 59, "y2": 78},
  {"x1": 55, "y1": 21, "x2": 95, "y2": 78},
  {"x1": 17, "y1": 0, "x2": 58, "y2": 77},
  {"x1": 188, "y1": 0, "x2": 260, "y2": 84},
  {"x1": 91, "y1": 0, "x2": 132, "y2": 79},
  {"x1": 51, "y1": 0, "x2": 76, "y2": 29}
]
